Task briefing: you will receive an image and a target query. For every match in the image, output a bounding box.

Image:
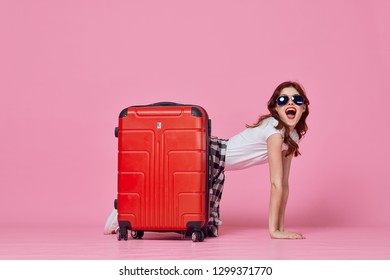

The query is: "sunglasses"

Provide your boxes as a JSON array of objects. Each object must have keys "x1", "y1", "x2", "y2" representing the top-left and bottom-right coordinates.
[{"x1": 276, "y1": 95, "x2": 305, "y2": 106}]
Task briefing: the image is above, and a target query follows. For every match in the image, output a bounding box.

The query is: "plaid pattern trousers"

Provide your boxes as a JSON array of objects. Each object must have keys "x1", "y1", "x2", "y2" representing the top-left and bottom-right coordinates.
[{"x1": 207, "y1": 136, "x2": 228, "y2": 237}]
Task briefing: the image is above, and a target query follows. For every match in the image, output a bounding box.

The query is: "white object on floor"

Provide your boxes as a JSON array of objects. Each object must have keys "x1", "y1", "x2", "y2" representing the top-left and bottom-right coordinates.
[{"x1": 103, "y1": 209, "x2": 119, "y2": 235}]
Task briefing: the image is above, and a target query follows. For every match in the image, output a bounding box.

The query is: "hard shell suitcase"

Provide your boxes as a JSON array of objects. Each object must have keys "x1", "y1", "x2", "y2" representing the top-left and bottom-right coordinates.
[{"x1": 114, "y1": 102, "x2": 211, "y2": 242}]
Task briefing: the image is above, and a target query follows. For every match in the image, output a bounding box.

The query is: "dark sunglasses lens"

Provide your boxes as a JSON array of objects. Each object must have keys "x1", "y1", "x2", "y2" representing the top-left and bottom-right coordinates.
[
  {"x1": 276, "y1": 96, "x2": 289, "y2": 106},
  {"x1": 292, "y1": 95, "x2": 304, "y2": 106}
]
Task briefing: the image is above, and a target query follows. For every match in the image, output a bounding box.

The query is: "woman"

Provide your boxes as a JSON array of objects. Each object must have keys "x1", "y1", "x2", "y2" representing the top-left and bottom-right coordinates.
[
  {"x1": 208, "y1": 81, "x2": 309, "y2": 239},
  {"x1": 105, "y1": 81, "x2": 309, "y2": 239}
]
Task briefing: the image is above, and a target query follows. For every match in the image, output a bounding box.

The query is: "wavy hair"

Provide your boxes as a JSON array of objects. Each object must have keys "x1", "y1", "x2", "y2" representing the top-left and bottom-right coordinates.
[{"x1": 246, "y1": 81, "x2": 310, "y2": 157}]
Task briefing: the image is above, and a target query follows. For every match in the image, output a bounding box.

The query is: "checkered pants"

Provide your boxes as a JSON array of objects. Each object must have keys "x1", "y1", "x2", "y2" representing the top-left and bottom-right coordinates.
[{"x1": 208, "y1": 136, "x2": 228, "y2": 237}]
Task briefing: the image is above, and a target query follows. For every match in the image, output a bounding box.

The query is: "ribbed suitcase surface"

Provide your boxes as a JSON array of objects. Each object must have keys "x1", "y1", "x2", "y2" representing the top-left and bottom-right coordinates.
[{"x1": 116, "y1": 103, "x2": 210, "y2": 241}]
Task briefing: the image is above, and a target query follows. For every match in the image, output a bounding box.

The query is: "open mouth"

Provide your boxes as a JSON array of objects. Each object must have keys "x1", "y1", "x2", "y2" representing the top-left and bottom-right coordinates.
[{"x1": 285, "y1": 107, "x2": 296, "y2": 120}]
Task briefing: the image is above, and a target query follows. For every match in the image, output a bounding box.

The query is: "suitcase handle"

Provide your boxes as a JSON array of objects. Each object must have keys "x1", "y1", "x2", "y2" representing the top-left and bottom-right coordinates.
[{"x1": 150, "y1": 102, "x2": 183, "y2": 106}]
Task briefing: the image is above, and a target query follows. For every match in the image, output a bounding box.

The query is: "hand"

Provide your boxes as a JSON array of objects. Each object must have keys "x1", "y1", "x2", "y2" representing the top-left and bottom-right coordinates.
[{"x1": 269, "y1": 230, "x2": 305, "y2": 239}]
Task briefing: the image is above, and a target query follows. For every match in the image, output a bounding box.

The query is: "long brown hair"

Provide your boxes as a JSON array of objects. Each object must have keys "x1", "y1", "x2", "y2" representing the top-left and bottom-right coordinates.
[{"x1": 246, "y1": 81, "x2": 310, "y2": 157}]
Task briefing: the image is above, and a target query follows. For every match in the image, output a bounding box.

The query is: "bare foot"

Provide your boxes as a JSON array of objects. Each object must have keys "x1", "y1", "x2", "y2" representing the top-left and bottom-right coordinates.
[{"x1": 270, "y1": 230, "x2": 305, "y2": 239}]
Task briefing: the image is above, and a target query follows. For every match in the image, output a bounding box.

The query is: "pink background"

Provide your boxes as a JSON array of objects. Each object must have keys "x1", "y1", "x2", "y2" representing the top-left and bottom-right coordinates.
[{"x1": 1, "y1": 0, "x2": 389, "y2": 232}]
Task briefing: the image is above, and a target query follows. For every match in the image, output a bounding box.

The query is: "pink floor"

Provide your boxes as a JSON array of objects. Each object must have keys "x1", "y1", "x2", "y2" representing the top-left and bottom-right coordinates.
[{"x1": 1, "y1": 225, "x2": 390, "y2": 260}]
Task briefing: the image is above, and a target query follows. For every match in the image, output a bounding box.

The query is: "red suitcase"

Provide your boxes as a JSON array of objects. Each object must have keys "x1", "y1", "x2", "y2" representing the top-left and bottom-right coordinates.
[{"x1": 114, "y1": 102, "x2": 211, "y2": 242}]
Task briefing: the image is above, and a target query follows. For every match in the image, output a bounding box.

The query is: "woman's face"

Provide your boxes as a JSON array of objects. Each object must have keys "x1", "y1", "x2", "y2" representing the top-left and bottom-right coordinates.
[{"x1": 274, "y1": 87, "x2": 306, "y2": 130}]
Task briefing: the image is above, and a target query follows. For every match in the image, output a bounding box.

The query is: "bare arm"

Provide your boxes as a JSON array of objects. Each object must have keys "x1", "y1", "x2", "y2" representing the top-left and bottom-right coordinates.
[
  {"x1": 278, "y1": 150, "x2": 292, "y2": 231},
  {"x1": 267, "y1": 134, "x2": 304, "y2": 239}
]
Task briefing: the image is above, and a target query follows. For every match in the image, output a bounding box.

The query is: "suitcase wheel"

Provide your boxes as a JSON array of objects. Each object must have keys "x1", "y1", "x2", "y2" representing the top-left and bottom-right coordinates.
[
  {"x1": 191, "y1": 231, "x2": 205, "y2": 242},
  {"x1": 117, "y1": 230, "x2": 128, "y2": 241},
  {"x1": 131, "y1": 230, "x2": 144, "y2": 239}
]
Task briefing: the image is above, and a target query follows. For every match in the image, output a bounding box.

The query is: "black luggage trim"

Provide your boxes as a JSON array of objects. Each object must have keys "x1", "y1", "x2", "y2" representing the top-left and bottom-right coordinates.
[
  {"x1": 191, "y1": 107, "x2": 203, "y2": 117},
  {"x1": 186, "y1": 221, "x2": 203, "y2": 231},
  {"x1": 119, "y1": 108, "x2": 128, "y2": 118},
  {"x1": 119, "y1": 221, "x2": 131, "y2": 231}
]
